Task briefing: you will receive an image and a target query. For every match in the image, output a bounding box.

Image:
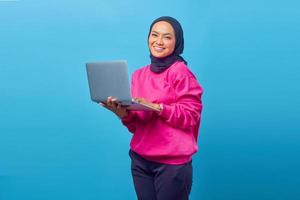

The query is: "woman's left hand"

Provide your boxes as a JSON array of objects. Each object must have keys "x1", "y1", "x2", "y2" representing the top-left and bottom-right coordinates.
[{"x1": 133, "y1": 97, "x2": 162, "y2": 112}]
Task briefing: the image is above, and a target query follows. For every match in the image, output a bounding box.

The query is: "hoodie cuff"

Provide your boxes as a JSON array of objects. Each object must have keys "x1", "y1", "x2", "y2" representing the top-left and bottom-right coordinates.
[{"x1": 157, "y1": 103, "x2": 171, "y2": 119}]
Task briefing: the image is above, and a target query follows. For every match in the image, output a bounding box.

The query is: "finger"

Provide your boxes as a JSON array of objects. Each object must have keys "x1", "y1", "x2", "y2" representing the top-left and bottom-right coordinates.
[
  {"x1": 107, "y1": 97, "x2": 114, "y2": 106},
  {"x1": 101, "y1": 101, "x2": 113, "y2": 108},
  {"x1": 111, "y1": 102, "x2": 118, "y2": 110},
  {"x1": 101, "y1": 103, "x2": 112, "y2": 111},
  {"x1": 101, "y1": 102, "x2": 109, "y2": 108},
  {"x1": 107, "y1": 96, "x2": 113, "y2": 103},
  {"x1": 108, "y1": 96, "x2": 117, "y2": 101},
  {"x1": 100, "y1": 102, "x2": 111, "y2": 110},
  {"x1": 117, "y1": 103, "x2": 123, "y2": 109},
  {"x1": 111, "y1": 97, "x2": 119, "y2": 105}
]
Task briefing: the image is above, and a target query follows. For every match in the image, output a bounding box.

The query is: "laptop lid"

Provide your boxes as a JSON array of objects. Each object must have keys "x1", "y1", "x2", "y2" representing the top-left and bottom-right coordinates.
[
  {"x1": 86, "y1": 60, "x2": 132, "y2": 103},
  {"x1": 86, "y1": 60, "x2": 159, "y2": 111}
]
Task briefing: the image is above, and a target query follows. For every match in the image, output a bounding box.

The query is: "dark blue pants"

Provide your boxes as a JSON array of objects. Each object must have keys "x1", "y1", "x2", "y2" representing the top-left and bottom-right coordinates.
[{"x1": 129, "y1": 150, "x2": 193, "y2": 200}]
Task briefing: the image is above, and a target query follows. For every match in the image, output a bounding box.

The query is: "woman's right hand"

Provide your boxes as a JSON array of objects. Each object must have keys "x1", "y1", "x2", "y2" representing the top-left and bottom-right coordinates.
[{"x1": 100, "y1": 96, "x2": 129, "y2": 119}]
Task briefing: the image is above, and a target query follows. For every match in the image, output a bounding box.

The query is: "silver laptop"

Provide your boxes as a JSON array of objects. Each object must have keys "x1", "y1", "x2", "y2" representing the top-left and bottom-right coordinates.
[{"x1": 86, "y1": 60, "x2": 158, "y2": 111}]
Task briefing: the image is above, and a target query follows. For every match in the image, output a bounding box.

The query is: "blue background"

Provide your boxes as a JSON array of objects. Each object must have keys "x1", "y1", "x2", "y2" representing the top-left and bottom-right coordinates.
[{"x1": 0, "y1": 0, "x2": 299, "y2": 199}]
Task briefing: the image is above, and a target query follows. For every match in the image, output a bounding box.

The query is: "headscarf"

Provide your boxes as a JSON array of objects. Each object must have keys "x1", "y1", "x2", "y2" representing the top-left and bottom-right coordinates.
[{"x1": 148, "y1": 16, "x2": 187, "y2": 73}]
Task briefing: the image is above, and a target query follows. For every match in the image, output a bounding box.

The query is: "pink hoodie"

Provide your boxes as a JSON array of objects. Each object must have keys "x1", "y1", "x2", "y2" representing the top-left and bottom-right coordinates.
[{"x1": 122, "y1": 61, "x2": 203, "y2": 165}]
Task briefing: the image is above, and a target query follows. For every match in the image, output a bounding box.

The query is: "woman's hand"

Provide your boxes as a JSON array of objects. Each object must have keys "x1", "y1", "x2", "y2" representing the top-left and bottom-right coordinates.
[
  {"x1": 133, "y1": 97, "x2": 162, "y2": 112},
  {"x1": 100, "y1": 96, "x2": 129, "y2": 119}
]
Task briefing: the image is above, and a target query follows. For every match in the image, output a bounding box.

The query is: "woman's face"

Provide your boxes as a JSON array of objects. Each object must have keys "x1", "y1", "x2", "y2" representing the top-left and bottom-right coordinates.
[{"x1": 148, "y1": 21, "x2": 176, "y2": 58}]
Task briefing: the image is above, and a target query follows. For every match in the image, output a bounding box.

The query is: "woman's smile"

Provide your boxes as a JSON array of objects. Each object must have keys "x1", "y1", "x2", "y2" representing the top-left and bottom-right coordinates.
[{"x1": 153, "y1": 46, "x2": 165, "y2": 52}]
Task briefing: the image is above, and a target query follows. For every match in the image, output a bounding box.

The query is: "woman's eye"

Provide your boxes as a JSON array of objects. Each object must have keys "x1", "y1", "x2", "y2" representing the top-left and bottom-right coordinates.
[{"x1": 151, "y1": 33, "x2": 158, "y2": 37}]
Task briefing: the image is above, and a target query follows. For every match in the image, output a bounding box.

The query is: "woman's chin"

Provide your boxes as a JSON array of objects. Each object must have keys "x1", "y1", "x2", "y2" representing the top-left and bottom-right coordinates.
[{"x1": 151, "y1": 52, "x2": 169, "y2": 58}]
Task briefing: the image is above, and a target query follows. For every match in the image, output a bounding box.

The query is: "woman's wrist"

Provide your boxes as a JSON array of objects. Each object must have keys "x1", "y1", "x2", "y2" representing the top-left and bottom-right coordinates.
[
  {"x1": 154, "y1": 103, "x2": 163, "y2": 113},
  {"x1": 118, "y1": 113, "x2": 128, "y2": 119},
  {"x1": 117, "y1": 110, "x2": 129, "y2": 119}
]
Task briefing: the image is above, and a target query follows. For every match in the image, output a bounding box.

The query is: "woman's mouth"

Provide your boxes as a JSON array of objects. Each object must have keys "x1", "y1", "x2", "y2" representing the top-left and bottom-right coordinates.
[{"x1": 153, "y1": 46, "x2": 165, "y2": 52}]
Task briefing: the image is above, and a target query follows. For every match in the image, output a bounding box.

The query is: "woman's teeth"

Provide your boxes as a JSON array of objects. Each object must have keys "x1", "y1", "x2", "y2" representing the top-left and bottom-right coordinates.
[{"x1": 154, "y1": 47, "x2": 164, "y2": 51}]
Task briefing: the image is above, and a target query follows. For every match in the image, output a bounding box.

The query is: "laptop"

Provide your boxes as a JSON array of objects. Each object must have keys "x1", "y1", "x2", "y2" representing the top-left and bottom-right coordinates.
[{"x1": 86, "y1": 60, "x2": 159, "y2": 111}]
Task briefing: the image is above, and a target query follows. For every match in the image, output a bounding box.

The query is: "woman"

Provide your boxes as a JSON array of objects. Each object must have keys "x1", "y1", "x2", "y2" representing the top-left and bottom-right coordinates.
[{"x1": 101, "y1": 16, "x2": 203, "y2": 200}]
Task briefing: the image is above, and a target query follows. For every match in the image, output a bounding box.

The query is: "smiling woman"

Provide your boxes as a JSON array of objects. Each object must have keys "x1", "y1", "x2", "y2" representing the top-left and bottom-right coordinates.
[
  {"x1": 148, "y1": 21, "x2": 176, "y2": 58},
  {"x1": 101, "y1": 16, "x2": 203, "y2": 200}
]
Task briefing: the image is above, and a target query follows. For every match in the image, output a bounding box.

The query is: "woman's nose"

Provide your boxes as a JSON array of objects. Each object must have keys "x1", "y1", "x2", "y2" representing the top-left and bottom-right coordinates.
[{"x1": 156, "y1": 37, "x2": 163, "y2": 45}]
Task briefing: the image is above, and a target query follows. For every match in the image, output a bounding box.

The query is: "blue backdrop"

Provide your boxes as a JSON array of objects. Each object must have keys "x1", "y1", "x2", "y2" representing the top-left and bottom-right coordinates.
[{"x1": 1, "y1": 0, "x2": 299, "y2": 199}]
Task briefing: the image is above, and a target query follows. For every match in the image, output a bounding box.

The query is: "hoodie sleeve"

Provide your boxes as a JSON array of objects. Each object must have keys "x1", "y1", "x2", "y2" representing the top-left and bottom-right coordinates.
[
  {"x1": 120, "y1": 70, "x2": 147, "y2": 133},
  {"x1": 121, "y1": 111, "x2": 137, "y2": 133},
  {"x1": 158, "y1": 74, "x2": 203, "y2": 130}
]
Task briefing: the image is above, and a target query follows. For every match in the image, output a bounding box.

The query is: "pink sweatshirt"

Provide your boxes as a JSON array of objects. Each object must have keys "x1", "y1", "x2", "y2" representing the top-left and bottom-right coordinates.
[{"x1": 122, "y1": 61, "x2": 203, "y2": 165}]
